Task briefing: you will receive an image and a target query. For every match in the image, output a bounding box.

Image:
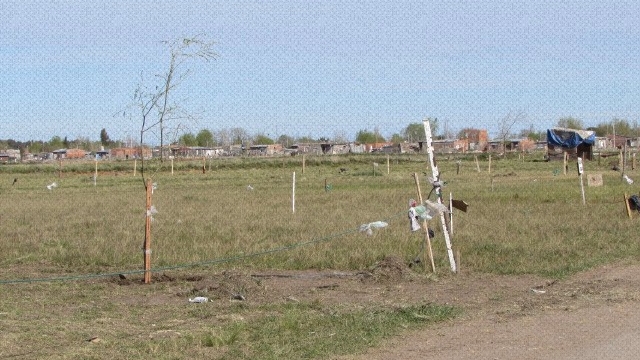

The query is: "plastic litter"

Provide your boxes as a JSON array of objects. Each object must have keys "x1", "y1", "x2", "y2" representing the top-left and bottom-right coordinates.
[
  {"x1": 624, "y1": 174, "x2": 634, "y2": 184},
  {"x1": 188, "y1": 296, "x2": 209, "y2": 303},
  {"x1": 46, "y1": 182, "x2": 58, "y2": 190},
  {"x1": 359, "y1": 221, "x2": 388, "y2": 235}
]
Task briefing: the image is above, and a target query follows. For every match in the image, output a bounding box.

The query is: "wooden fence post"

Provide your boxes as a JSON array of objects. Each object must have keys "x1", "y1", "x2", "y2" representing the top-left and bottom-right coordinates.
[{"x1": 144, "y1": 178, "x2": 153, "y2": 284}]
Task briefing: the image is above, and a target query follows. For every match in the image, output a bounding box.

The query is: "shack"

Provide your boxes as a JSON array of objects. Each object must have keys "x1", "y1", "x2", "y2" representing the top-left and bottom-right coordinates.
[{"x1": 546, "y1": 127, "x2": 596, "y2": 160}]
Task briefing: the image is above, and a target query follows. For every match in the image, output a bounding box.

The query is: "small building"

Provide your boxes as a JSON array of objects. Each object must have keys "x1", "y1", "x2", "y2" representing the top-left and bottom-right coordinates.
[
  {"x1": 111, "y1": 147, "x2": 152, "y2": 159},
  {"x1": 546, "y1": 128, "x2": 596, "y2": 160},
  {"x1": 51, "y1": 148, "x2": 88, "y2": 159}
]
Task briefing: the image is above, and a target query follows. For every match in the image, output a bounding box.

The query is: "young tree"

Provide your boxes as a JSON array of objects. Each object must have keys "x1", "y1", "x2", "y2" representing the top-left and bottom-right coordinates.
[
  {"x1": 132, "y1": 35, "x2": 217, "y2": 166},
  {"x1": 496, "y1": 111, "x2": 526, "y2": 154}
]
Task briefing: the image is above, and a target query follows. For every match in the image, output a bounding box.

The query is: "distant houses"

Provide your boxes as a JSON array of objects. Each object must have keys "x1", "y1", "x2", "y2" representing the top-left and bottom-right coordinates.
[{"x1": 7, "y1": 126, "x2": 639, "y2": 164}]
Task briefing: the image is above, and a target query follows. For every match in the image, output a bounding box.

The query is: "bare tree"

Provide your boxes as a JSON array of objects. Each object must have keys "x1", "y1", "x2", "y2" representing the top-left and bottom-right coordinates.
[
  {"x1": 130, "y1": 35, "x2": 216, "y2": 184},
  {"x1": 496, "y1": 111, "x2": 526, "y2": 154}
]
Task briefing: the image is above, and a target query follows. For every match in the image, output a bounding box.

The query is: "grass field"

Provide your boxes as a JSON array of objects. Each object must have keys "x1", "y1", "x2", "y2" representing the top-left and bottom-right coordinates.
[{"x1": 1, "y1": 152, "x2": 638, "y2": 358}]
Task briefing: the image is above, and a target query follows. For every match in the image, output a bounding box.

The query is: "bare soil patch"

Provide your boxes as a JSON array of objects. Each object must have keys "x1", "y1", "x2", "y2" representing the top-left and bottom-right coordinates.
[{"x1": 110, "y1": 257, "x2": 640, "y2": 359}]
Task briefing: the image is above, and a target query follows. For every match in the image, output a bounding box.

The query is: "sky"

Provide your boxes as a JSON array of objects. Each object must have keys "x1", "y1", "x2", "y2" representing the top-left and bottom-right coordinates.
[{"x1": 1, "y1": 0, "x2": 639, "y2": 143}]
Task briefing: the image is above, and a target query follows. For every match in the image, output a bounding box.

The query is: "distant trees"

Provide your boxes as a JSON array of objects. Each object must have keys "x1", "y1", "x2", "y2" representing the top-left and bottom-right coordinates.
[
  {"x1": 556, "y1": 117, "x2": 583, "y2": 130},
  {"x1": 178, "y1": 133, "x2": 197, "y2": 146},
  {"x1": 589, "y1": 118, "x2": 638, "y2": 137},
  {"x1": 195, "y1": 129, "x2": 214, "y2": 147},
  {"x1": 100, "y1": 128, "x2": 111, "y2": 146},
  {"x1": 355, "y1": 129, "x2": 385, "y2": 144},
  {"x1": 253, "y1": 134, "x2": 274, "y2": 145},
  {"x1": 402, "y1": 119, "x2": 438, "y2": 142}
]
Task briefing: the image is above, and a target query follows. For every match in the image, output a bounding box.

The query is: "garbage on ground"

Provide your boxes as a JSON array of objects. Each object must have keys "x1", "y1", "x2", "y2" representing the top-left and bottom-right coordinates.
[
  {"x1": 46, "y1": 182, "x2": 58, "y2": 190},
  {"x1": 188, "y1": 296, "x2": 209, "y2": 303},
  {"x1": 359, "y1": 221, "x2": 388, "y2": 236},
  {"x1": 624, "y1": 174, "x2": 634, "y2": 184}
]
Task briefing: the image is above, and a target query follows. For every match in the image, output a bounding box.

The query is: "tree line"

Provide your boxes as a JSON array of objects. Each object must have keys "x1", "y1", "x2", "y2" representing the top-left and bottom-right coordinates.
[{"x1": 1, "y1": 117, "x2": 636, "y2": 152}]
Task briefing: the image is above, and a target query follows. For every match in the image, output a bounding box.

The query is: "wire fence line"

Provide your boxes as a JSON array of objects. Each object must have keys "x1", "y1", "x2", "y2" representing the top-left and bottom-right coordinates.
[{"x1": 0, "y1": 211, "x2": 405, "y2": 285}]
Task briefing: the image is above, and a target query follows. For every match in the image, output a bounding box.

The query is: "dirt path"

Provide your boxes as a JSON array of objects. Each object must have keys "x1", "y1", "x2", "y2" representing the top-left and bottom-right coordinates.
[{"x1": 334, "y1": 262, "x2": 640, "y2": 360}]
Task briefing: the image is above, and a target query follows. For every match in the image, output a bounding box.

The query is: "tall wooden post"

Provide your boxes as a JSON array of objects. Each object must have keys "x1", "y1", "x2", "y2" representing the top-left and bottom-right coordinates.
[
  {"x1": 423, "y1": 120, "x2": 457, "y2": 273},
  {"x1": 144, "y1": 178, "x2": 153, "y2": 284}
]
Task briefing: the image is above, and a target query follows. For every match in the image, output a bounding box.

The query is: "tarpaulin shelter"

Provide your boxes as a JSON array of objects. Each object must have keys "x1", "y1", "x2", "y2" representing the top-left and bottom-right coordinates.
[{"x1": 546, "y1": 127, "x2": 596, "y2": 160}]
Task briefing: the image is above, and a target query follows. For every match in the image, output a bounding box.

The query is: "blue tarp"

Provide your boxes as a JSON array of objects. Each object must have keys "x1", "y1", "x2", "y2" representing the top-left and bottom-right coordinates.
[{"x1": 546, "y1": 128, "x2": 595, "y2": 148}]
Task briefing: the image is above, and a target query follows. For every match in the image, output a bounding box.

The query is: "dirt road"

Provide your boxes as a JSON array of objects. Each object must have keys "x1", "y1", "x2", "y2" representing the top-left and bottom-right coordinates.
[{"x1": 336, "y1": 262, "x2": 640, "y2": 360}]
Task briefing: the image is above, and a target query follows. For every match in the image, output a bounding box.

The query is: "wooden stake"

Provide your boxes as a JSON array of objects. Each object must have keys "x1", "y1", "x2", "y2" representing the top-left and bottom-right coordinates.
[
  {"x1": 474, "y1": 156, "x2": 480, "y2": 172},
  {"x1": 414, "y1": 173, "x2": 435, "y2": 273},
  {"x1": 171, "y1": 158, "x2": 174, "y2": 175},
  {"x1": 292, "y1": 172, "x2": 296, "y2": 214},
  {"x1": 94, "y1": 160, "x2": 97, "y2": 186},
  {"x1": 144, "y1": 178, "x2": 153, "y2": 284},
  {"x1": 625, "y1": 193, "x2": 633, "y2": 219},
  {"x1": 488, "y1": 154, "x2": 492, "y2": 173},
  {"x1": 133, "y1": 159, "x2": 137, "y2": 176},
  {"x1": 302, "y1": 155, "x2": 306, "y2": 174},
  {"x1": 387, "y1": 154, "x2": 390, "y2": 174}
]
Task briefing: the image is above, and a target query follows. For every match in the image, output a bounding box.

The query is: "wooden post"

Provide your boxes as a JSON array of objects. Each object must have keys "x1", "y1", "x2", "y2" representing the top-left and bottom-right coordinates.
[
  {"x1": 622, "y1": 144, "x2": 627, "y2": 177},
  {"x1": 133, "y1": 159, "x2": 137, "y2": 176},
  {"x1": 94, "y1": 160, "x2": 98, "y2": 186},
  {"x1": 202, "y1": 156, "x2": 206, "y2": 174},
  {"x1": 292, "y1": 172, "x2": 296, "y2": 214},
  {"x1": 563, "y1": 152, "x2": 568, "y2": 175},
  {"x1": 144, "y1": 178, "x2": 153, "y2": 284},
  {"x1": 302, "y1": 155, "x2": 306, "y2": 174},
  {"x1": 619, "y1": 149, "x2": 623, "y2": 172},
  {"x1": 171, "y1": 158, "x2": 174, "y2": 175},
  {"x1": 488, "y1": 154, "x2": 492, "y2": 173},
  {"x1": 578, "y1": 158, "x2": 585, "y2": 205},
  {"x1": 624, "y1": 193, "x2": 633, "y2": 219},
  {"x1": 633, "y1": 153, "x2": 636, "y2": 171},
  {"x1": 474, "y1": 156, "x2": 480, "y2": 172},
  {"x1": 387, "y1": 154, "x2": 390, "y2": 174},
  {"x1": 414, "y1": 173, "x2": 435, "y2": 273},
  {"x1": 423, "y1": 120, "x2": 457, "y2": 273}
]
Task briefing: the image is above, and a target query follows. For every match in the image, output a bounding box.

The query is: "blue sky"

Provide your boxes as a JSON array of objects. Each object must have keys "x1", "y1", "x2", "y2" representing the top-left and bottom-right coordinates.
[{"x1": 1, "y1": 1, "x2": 639, "y2": 143}]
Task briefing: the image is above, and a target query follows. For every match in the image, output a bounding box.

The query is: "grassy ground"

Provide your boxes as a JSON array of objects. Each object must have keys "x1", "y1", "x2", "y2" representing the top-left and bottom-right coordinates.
[{"x1": 0, "y1": 152, "x2": 638, "y2": 358}]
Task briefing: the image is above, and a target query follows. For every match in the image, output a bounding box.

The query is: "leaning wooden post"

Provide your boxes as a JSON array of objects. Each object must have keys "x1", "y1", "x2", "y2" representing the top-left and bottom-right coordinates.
[
  {"x1": 624, "y1": 193, "x2": 633, "y2": 219},
  {"x1": 474, "y1": 156, "x2": 480, "y2": 172},
  {"x1": 414, "y1": 173, "x2": 435, "y2": 273},
  {"x1": 144, "y1": 178, "x2": 153, "y2": 284},
  {"x1": 423, "y1": 119, "x2": 457, "y2": 273}
]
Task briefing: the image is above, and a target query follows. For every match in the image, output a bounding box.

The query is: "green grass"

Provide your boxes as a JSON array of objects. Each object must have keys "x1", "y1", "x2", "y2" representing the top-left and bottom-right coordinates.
[{"x1": 1, "y1": 151, "x2": 639, "y2": 358}]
